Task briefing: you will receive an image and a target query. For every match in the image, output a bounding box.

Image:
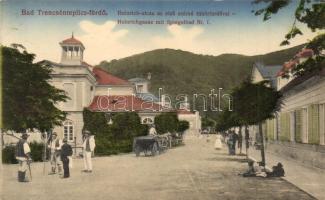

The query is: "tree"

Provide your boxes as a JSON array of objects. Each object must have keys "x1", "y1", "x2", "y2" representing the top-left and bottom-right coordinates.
[
  {"x1": 201, "y1": 117, "x2": 217, "y2": 130},
  {"x1": 252, "y1": 0, "x2": 325, "y2": 77},
  {"x1": 2, "y1": 45, "x2": 68, "y2": 133},
  {"x1": 231, "y1": 79, "x2": 282, "y2": 166},
  {"x1": 154, "y1": 112, "x2": 179, "y2": 134},
  {"x1": 177, "y1": 120, "x2": 190, "y2": 134},
  {"x1": 110, "y1": 112, "x2": 148, "y2": 140}
]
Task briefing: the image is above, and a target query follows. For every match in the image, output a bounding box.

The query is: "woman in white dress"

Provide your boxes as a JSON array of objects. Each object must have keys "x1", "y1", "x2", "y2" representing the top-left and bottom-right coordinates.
[{"x1": 214, "y1": 133, "x2": 223, "y2": 149}]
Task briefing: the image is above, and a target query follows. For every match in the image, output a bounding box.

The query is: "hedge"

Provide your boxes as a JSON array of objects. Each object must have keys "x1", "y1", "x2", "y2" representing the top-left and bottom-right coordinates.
[
  {"x1": 83, "y1": 109, "x2": 148, "y2": 156},
  {"x1": 154, "y1": 112, "x2": 179, "y2": 134},
  {"x1": 2, "y1": 142, "x2": 48, "y2": 164}
]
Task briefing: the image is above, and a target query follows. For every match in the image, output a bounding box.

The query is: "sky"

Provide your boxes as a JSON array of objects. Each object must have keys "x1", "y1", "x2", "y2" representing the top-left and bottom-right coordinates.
[{"x1": 0, "y1": 0, "x2": 319, "y2": 65}]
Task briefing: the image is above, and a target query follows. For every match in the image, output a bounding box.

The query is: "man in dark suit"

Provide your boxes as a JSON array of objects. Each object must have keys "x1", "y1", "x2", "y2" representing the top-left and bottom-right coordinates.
[{"x1": 60, "y1": 138, "x2": 73, "y2": 178}]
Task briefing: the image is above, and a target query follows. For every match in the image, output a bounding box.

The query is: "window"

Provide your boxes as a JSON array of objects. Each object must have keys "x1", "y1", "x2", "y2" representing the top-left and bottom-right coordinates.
[
  {"x1": 142, "y1": 117, "x2": 154, "y2": 124},
  {"x1": 308, "y1": 104, "x2": 320, "y2": 144},
  {"x1": 295, "y1": 109, "x2": 303, "y2": 143},
  {"x1": 63, "y1": 121, "x2": 74, "y2": 142}
]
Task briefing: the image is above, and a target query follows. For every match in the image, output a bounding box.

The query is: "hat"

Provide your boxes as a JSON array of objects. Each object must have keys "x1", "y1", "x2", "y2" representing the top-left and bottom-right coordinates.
[
  {"x1": 62, "y1": 138, "x2": 68, "y2": 143},
  {"x1": 21, "y1": 133, "x2": 29, "y2": 139}
]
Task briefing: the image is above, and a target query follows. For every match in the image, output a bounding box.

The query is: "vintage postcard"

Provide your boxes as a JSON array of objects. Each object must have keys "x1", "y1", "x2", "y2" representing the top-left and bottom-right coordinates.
[{"x1": 0, "y1": 0, "x2": 324, "y2": 200}]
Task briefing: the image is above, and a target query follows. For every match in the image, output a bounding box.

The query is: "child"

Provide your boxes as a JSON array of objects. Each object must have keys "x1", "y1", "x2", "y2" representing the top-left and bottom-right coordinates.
[{"x1": 60, "y1": 138, "x2": 73, "y2": 178}]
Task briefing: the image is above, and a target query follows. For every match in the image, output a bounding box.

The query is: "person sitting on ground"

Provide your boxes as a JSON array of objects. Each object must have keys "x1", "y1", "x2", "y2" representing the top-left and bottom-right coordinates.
[{"x1": 267, "y1": 162, "x2": 285, "y2": 177}]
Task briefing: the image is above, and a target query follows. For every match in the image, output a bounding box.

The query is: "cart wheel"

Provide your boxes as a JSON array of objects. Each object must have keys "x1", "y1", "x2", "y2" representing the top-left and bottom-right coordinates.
[{"x1": 151, "y1": 142, "x2": 159, "y2": 156}]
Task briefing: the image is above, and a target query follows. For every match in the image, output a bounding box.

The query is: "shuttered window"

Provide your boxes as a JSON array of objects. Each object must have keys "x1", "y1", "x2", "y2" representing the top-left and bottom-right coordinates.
[
  {"x1": 308, "y1": 104, "x2": 320, "y2": 144},
  {"x1": 295, "y1": 109, "x2": 303, "y2": 143},
  {"x1": 280, "y1": 112, "x2": 290, "y2": 141}
]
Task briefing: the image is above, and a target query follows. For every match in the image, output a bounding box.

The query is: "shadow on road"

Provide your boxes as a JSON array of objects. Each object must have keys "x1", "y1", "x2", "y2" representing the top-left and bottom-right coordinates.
[{"x1": 206, "y1": 157, "x2": 249, "y2": 163}]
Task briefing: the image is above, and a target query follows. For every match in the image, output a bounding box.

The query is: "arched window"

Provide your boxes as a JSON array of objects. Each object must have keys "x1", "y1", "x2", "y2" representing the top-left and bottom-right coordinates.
[
  {"x1": 63, "y1": 121, "x2": 74, "y2": 142},
  {"x1": 142, "y1": 117, "x2": 154, "y2": 125}
]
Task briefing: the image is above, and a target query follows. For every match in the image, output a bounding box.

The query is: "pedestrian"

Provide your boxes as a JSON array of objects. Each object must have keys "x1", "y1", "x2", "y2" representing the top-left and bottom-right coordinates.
[
  {"x1": 48, "y1": 132, "x2": 63, "y2": 175},
  {"x1": 82, "y1": 130, "x2": 96, "y2": 173},
  {"x1": 148, "y1": 124, "x2": 157, "y2": 136},
  {"x1": 226, "y1": 132, "x2": 233, "y2": 155},
  {"x1": 214, "y1": 133, "x2": 223, "y2": 150},
  {"x1": 61, "y1": 138, "x2": 73, "y2": 178},
  {"x1": 238, "y1": 130, "x2": 243, "y2": 154},
  {"x1": 232, "y1": 131, "x2": 238, "y2": 155},
  {"x1": 16, "y1": 133, "x2": 32, "y2": 182}
]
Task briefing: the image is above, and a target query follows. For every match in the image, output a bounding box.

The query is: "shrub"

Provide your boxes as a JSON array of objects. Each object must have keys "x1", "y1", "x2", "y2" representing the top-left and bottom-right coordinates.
[
  {"x1": 177, "y1": 120, "x2": 190, "y2": 133},
  {"x1": 83, "y1": 109, "x2": 148, "y2": 156},
  {"x1": 154, "y1": 112, "x2": 179, "y2": 134},
  {"x1": 2, "y1": 142, "x2": 47, "y2": 164},
  {"x1": 2, "y1": 145, "x2": 18, "y2": 164},
  {"x1": 29, "y1": 142, "x2": 47, "y2": 162}
]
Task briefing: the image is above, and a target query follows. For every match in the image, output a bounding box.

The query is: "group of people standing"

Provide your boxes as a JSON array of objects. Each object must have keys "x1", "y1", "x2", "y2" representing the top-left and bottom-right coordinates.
[
  {"x1": 15, "y1": 130, "x2": 96, "y2": 182},
  {"x1": 225, "y1": 130, "x2": 243, "y2": 155}
]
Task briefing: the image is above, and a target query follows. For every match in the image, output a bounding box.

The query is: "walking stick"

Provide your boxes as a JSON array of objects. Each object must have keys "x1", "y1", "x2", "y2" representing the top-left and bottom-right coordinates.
[{"x1": 27, "y1": 159, "x2": 32, "y2": 181}]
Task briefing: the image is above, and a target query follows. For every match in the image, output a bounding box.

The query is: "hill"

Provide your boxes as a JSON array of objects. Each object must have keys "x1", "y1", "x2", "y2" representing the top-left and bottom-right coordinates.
[{"x1": 97, "y1": 44, "x2": 304, "y2": 115}]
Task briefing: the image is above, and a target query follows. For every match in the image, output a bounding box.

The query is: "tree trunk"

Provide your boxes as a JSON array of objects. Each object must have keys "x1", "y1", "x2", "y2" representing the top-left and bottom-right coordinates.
[
  {"x1": 245, "y1": 125, "x2": 249, "y2": 159},
  {"x1": 43, "y1": 132, "x2": 47, "y2": 175},
  {"x1": 238, "y1": 126, "x2": 242, "y2": 154},
  {"x1": 258, "y1": 122, "x2": 266, "y2": 167},
  {"x1": 0, "y1": 129, "x2": 4, "y2": 149}
]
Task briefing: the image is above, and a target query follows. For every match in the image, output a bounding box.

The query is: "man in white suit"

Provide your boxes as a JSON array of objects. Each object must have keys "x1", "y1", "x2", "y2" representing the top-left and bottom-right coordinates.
[{"x1": 82, "y1": 130, "x2": 96, "y2": 173}]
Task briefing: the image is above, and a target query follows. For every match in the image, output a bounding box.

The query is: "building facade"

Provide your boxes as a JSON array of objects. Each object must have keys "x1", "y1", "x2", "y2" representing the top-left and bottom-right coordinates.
[{"x1": 251, "y1": 48, "x2": 325, "y2": 169}]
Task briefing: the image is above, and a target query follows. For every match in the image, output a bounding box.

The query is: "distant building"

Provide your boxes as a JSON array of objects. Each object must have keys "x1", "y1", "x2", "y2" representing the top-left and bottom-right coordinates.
[{"x1": 251, "y1": 62, "x2": 282, "y2": 87}]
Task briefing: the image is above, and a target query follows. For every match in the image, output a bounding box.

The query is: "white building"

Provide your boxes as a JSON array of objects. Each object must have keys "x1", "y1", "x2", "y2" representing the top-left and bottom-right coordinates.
[{"x1": 252, "y1": 48, "x2": 325, "y2": 169}]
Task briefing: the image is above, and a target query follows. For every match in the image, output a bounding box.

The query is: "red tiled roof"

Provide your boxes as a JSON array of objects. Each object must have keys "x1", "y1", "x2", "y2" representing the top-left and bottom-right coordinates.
[
  {"x1": 93, "y1": 67, "x2": 130, "y2": 85},
  {"x1": 61, "y1": 36, "x2": 84, "y2": 45},
  {"x1": 177, "y1": 109, "x2": 194, "y2": 115},
  {"x1": 88, "y1": 95, "x2": 172, "y2": 112},
  {"x1": 277, "y1": 48, "x2": 314, "y2": 77}
]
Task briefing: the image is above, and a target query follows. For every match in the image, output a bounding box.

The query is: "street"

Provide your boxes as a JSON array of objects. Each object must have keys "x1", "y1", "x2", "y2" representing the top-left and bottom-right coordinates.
[{"x1": 1, "y1": 135, "x2": 315, "y2": 200}]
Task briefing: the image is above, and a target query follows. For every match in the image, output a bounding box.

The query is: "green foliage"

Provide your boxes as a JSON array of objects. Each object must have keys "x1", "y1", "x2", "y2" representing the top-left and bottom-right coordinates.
[
  {"x1": 2, "y1": 45, "x2": 68, "y2": 132},
  {"x1": 177, "y1": 120, "x2": 190, "y2": 133},
  {"x1": 216, "y1": 109, "x2": 241, "y2": 132},
  {"x1": 202, "y1": 117, "x2": 216, "y2": 129},
  {"x1": 29, "y1": 141, "x2": 47, "y2": 162},
  {"x1": 83, "y1": 109, "x2": 110, "y2": 137},
  {"x1": 82, "y1": 109, "x2": 147, "y2": 155},
  {"x1": 232, "y1": 80, "x2": 282, "y2": 125},
  {"x1": 110, "y1": 112, "x2": 148, "y2": 140},
  {"x1": 253, "y1": 0, "x2": 325, "y2": 77},
  {"x1": 252, "y1": 0, "x2": 290, "y2": 21},
  {"x1": 154, "y1": 112, "x2": 179, "y2": 134},
  {"x1": 97, "y1": 46, "x2": 302, "y2": 119},
  {"x1": 2, "y1": 142, "x2": 47, "y2": 164},
  {"x1": 2, "y1": 146, "x2": 18, "y2": 164},
  {"x1": 216, "y1": 79, "x2": 282, "y2": 131}
]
